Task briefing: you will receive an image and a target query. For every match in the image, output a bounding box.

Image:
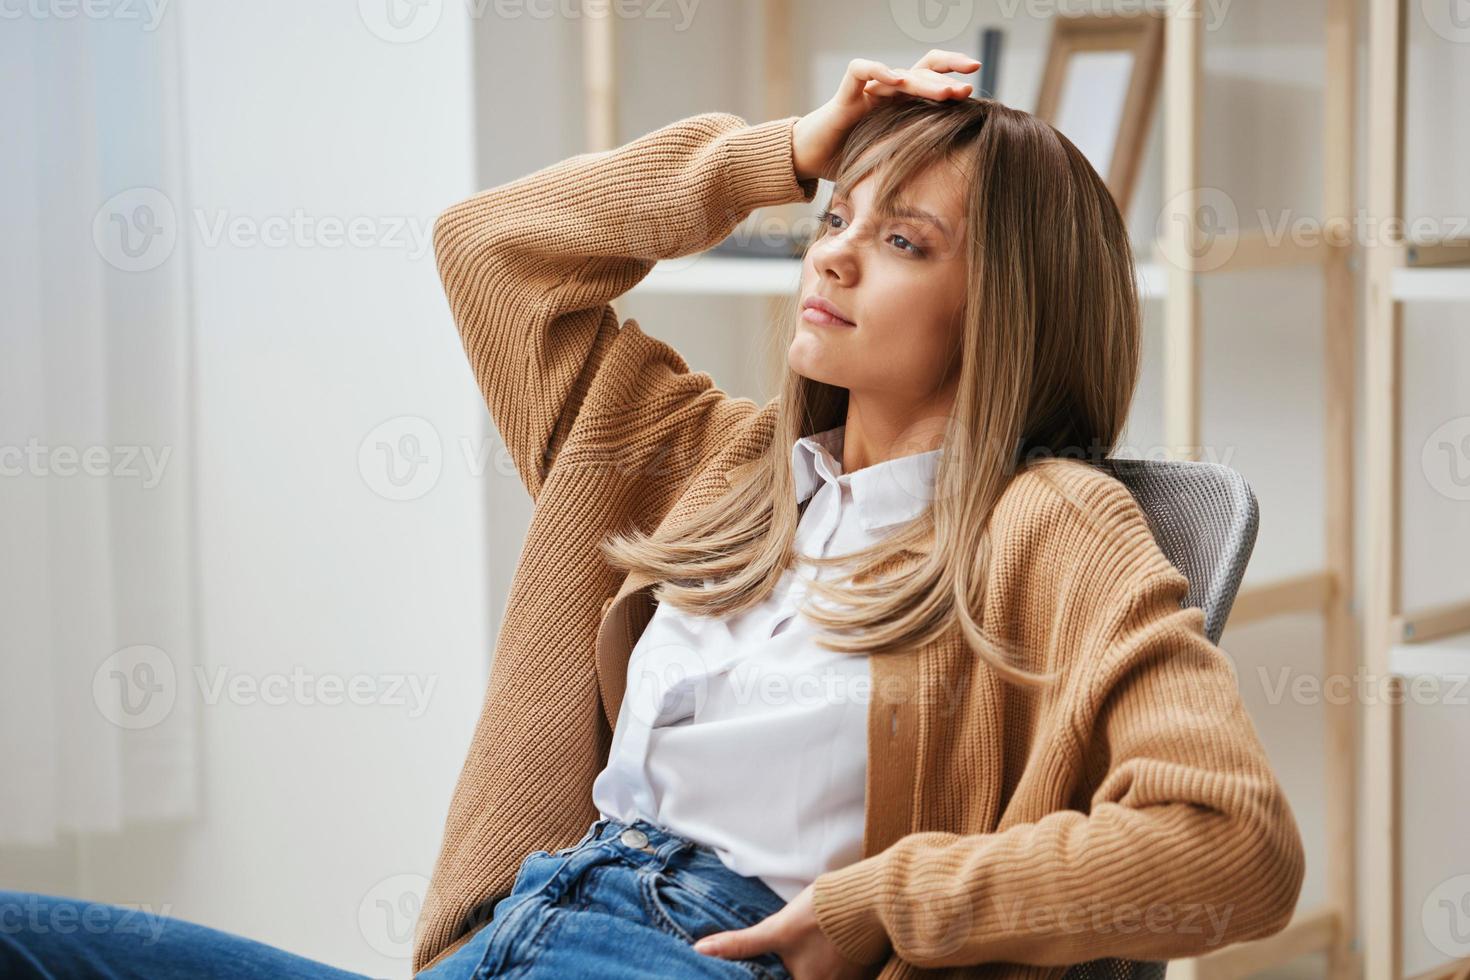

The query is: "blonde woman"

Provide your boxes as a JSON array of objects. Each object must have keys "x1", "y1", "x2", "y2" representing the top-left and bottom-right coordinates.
[
  {"x1": 0, "y1": 50, "x2": 1304, "y2": 980},
  {"x1": 406, "y1": 48, "x2": 1305, "y2": 980}
]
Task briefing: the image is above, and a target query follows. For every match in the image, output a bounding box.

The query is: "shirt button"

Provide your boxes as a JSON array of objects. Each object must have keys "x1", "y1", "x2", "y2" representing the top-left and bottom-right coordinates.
[{"x1": 619, "y1": 827, "x2": 649, "y2": 850}]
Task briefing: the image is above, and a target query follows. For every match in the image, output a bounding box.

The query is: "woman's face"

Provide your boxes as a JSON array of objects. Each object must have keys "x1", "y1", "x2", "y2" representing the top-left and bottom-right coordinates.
[{"x1": 790, "y1": 154, "x2": 971, "y2": 403}]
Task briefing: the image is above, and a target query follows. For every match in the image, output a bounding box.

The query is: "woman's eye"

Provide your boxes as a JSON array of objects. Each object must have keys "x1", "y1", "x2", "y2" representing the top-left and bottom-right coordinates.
[
  {"x1": 817, "y1": 211, "x2": 924, "y2": 256},
  {"x1": 890, "y1": 234, "x2": 920, "y2": 254}
]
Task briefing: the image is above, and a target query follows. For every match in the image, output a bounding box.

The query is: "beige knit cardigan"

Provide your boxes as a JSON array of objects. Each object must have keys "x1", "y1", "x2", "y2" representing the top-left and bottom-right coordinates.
[{"x1": 412, "y1": 111, "x2": 1306, "y2": 979}]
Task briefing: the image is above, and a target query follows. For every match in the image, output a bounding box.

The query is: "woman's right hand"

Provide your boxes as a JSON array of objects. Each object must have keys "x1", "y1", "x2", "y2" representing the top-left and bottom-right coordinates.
[{"x1": 791, "y1": 50, "x2": 982, "y2": 183}]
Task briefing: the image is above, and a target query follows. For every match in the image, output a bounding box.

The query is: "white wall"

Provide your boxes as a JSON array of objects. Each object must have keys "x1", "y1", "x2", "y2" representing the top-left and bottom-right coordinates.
[{"x1": 4, "y1": 1, "x2": 491, "y2": 976}]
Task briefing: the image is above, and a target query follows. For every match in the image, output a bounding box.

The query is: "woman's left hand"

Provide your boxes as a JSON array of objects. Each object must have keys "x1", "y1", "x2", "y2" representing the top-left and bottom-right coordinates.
[{"x1": 691, "y1": 881, "x2": 879, "y2": 979}]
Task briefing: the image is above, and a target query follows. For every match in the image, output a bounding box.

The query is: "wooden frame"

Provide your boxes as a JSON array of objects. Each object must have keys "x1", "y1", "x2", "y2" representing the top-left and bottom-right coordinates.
[
  {"x1": 1035, "y1": 12, "x2": 1165, "y2": 216},
  {"x1": 1366, "y1": 2, "x2": 1470, "y2": 978},
  {"x1": 1160, "y1": 3, "x2": 1359, "y2": 979}
]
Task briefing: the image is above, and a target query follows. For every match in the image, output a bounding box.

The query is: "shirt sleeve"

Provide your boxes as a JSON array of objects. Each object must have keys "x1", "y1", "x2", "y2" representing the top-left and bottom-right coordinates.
[
  {"x1": 430, "y1": 111, "x2": 820, "y2": 503},
  {"x1": 806, "y1": 483, "x2": 1307, "y2": 969}
]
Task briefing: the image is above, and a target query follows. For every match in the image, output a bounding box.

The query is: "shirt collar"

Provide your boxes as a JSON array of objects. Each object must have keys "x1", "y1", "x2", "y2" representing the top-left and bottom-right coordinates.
[{"x1": 790, "y1": 424, "x2": 944, "y2": 532}]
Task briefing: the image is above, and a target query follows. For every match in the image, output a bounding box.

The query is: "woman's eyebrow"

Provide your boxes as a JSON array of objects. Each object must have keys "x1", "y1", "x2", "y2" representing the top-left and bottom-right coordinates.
[{"x1": 889, "y1": 204, "x2": 950, "y2": 234}]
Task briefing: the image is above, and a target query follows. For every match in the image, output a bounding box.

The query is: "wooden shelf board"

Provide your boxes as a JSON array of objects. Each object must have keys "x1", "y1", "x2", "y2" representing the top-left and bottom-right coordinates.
[
  {"x1": 1393, "y1": 265, "x2": 1470, "y2": 301},
  {"x1": 1389, "y1": 627, "x2": 1470, "y2": 679}
]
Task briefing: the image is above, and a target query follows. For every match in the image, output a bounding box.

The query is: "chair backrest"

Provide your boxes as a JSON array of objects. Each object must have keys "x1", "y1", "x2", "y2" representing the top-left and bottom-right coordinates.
[
  {"x1": 1059, "y1": 458, "x2": 1260, "y2": 980},
  {"x1": 1102, "y1": 457, "x2": 1260, "y2": 644}
]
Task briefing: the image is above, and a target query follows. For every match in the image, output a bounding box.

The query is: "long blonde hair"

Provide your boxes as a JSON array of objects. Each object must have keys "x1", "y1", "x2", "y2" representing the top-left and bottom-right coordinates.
[{"x1": 600, "y1": 96, "x2": 1141, "y2": 689}]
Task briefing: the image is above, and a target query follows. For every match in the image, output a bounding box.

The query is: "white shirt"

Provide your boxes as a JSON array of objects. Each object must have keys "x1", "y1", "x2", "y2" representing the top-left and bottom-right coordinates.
[{"x1": 590, "y1": 423, "x2": 943, "y2": 901}]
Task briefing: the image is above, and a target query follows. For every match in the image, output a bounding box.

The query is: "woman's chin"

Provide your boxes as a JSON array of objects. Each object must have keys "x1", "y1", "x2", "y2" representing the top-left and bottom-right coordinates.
[{"x1": 786, "y1": 342, "x2": 844, "y2": 388}]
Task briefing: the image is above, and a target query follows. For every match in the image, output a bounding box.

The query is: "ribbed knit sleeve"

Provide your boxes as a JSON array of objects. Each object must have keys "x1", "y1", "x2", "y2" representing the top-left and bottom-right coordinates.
[
  {"x1": 430, "y1": 112, "x2": 819, "y2": 501},
  {"x1": 807, "y1": 473, "x2": 1306, "y2": 970}
]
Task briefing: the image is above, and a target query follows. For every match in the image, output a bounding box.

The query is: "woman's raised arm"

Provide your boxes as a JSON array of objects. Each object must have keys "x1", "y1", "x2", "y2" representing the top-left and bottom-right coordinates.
[{"x1": 430, "y1": 112, "x2": 819, "y2": 503}]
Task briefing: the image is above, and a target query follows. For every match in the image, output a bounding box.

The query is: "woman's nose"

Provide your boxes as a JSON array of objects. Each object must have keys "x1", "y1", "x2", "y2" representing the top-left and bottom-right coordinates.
[{"x1": 811, "y1": 232, "x2": 860, "y2": 283}]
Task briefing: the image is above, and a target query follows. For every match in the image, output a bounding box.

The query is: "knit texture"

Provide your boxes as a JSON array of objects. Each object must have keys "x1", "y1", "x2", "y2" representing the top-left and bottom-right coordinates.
[{"x1": 414, "y1": 111, "x2": 1306, "y2": 978}]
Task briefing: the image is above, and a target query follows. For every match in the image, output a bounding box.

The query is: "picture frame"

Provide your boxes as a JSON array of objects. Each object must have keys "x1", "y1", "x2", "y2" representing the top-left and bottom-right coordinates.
[{"x1": 1034, "y1": 12, "x2": 1165, "y2": 216}]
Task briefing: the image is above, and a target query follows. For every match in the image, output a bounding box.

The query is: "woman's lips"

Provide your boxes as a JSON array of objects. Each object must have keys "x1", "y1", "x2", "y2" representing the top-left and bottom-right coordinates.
[{"x1": 800, "y1": 306, "x2": 856, "y2": 327}]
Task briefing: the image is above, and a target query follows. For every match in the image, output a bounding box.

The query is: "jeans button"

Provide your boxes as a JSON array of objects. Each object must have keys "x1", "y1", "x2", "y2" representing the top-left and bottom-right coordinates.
[{"x1": 619, "y1": 827, "x2": 649, "y2": 850}]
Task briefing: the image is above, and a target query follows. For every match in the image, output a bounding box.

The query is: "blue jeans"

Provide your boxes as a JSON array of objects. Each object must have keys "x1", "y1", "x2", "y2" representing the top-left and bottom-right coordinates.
[
  {"x1": 0, "y1": 888, "x2": 367, "y2": 979},
  {"x1": 0, "y1": 817, "x2": 794, "y2": 979},
  {"x1": 417, "y1": 816, "x2": 794, "y2": 980}
]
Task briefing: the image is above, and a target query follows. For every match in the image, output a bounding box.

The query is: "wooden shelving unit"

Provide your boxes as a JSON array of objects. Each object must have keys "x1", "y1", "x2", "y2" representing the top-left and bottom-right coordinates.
[
  {"x1": 1160, "y1": 3, "x2": 1358, "y2": 980},
  {"x1": 582, "y1": 3, "x2": 1371, "y2": 978},
  {"x1": 1364, "y1": 2, "x2": 1470, "y2": 979}
]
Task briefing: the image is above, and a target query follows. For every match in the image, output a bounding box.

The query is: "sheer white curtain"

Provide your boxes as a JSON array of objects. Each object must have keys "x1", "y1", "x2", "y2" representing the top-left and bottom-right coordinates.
[{"x1": 0, "y1": 9, "x2": 198, "y2": 845}]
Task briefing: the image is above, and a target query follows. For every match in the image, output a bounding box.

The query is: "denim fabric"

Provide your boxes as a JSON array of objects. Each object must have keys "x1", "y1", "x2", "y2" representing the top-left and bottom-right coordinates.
[
  {"x1": 0, "y1": 817, "x2": 794, "y2": 979},
  {"x1": 417, "y1": 816, "x2": 794, "y2": 979},
  {"x1": 0, "y1": 889, "x2": 368, "y2": 979}
]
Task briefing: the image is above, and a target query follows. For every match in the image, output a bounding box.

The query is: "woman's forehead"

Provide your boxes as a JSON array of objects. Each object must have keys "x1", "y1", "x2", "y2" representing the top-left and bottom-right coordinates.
[{"x1": 835, "y1": 159, "x2": 969, "y2": 228}]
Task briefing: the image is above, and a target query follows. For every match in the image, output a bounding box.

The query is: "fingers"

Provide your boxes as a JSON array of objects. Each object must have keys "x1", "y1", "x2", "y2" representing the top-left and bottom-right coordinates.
[
  {"x1": 841, "y1": 57, "x2": 905, "y2": 97},
  {"x1": 862, "y1": 65, "x2": 973, "y2": 100},
  {"x1": 912, "y1": 48, "x2": 982, "y2": 75}
]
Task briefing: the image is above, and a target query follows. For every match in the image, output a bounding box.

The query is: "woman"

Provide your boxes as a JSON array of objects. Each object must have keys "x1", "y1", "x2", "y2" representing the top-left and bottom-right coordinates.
[
  {"x1": 0, "y1": 51, "x2": 1305, "y2": 980},
  {"x1": 410, "y1": 47, "x2": 1304, "y2": 980}
]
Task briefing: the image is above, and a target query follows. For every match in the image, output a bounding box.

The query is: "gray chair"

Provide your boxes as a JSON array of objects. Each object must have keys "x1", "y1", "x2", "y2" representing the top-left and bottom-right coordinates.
[{"x1": 1059, "y1": 457, "x2": 1260, "y2": 980}]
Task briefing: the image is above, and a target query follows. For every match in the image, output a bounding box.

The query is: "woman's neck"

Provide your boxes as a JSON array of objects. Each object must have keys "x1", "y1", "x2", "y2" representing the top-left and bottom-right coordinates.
[{"x1": 840, "y1": 386, "x2": 956, "y2": 473}]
